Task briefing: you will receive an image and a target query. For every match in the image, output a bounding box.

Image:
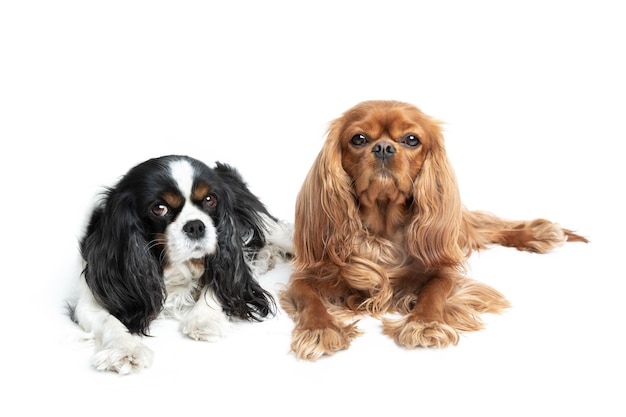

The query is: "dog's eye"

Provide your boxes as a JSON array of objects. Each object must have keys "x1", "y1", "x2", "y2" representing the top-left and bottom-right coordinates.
[
  {"x1": 203, "y1": 194, "x2": 217, "y2": 209},
  {"x1": 350, "y1": 134, "x2": 368, "y2": 147},
  {"x1": 401, "y1": 134, "x2": 421, "y2": 147},
  {"x1": 152, "y1": 204, "x2": 170, "y2": 217}
]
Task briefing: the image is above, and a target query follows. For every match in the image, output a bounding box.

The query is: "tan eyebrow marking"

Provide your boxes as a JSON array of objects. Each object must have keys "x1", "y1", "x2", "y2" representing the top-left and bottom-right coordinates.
[
  {"x1": 162, "y1": 191, "x2": 184, "y2": 209},
  {"x1": 192, "y1": 182, "x2": 211, "y2": 201}
]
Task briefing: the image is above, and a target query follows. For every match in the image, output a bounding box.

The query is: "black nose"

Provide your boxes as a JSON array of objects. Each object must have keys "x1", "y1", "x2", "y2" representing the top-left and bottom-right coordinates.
[
  {"x1": 372, "y1": 141, "x2": 396, "y2": 161},
  {"x1": 183, "y1": 220, "x2": 206, "y2": 239}
]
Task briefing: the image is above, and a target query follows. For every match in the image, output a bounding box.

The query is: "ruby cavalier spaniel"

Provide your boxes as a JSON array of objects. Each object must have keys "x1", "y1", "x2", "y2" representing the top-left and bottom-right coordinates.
[{"x1": 280, "y1": 100, "x2": 587, "y2": 360}]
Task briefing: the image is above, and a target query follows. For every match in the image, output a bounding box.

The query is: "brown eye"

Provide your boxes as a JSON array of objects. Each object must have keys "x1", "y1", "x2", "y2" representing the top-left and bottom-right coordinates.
[
  {"x1": 401, "y1": 134, "x2": 421, "y2": 147},
  {"x1": 350, "y1": 133, "x2": 368, "y2": 146},
  {"x1": 203, "y1": 194, "x2": 217, "y2": 209},
  {"x1": 152, "y1": 204, "x2": 170, "y2": 217}
]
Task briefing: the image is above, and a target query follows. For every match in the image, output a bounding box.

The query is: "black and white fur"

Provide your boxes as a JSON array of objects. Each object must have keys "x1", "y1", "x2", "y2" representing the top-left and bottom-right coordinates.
[{"x1": 69, "y1": 155, "x2": 293, "y2": 374}]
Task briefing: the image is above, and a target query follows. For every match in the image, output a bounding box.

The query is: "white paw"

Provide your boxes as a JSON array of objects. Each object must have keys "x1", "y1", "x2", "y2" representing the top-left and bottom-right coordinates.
[
  {"x1": 92, "y1": 335, "x2": 154, "y2": 374},
  {"x1": 181, "y1": 307, "x2": 231, "y2": 342},
  {"x1": 248, "y1": 245, "x2": 277, "y2": 275}
]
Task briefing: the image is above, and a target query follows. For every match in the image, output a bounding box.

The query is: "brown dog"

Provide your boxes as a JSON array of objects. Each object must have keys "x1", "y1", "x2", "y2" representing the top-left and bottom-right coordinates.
[{"x1": 280, "y1": 100, "x2": 587, "y2": 360}]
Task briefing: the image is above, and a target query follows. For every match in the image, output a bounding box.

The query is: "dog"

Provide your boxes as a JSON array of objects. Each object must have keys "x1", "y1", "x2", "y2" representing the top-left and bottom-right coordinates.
[
  {"x1": 279, "y1": 100, "x2": 588, "y2": 360},
  {"x1": 69, "y1": 155, "x2": 293, "y2": 373}
]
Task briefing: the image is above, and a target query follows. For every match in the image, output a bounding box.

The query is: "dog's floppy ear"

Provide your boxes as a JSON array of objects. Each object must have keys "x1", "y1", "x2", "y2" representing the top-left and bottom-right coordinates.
[
  {"x1": 212, "y1": 162, "x2": 273, "y2": 250},
  {"x1": 203, "y1": 163, "x2": 276, "y2": 320},
  {"x1": 406, "y1": 127, "x2": 465, "y2": 268},
  {"x1": 80, "y1": 188, "x2": 165, "y2": 335},
  {"x1": 294, "y1": 119, "x2": 362, "y2": 267}
]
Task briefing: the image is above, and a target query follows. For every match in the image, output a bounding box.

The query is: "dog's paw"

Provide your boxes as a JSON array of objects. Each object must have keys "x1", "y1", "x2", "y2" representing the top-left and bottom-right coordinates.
[
  {"x1": 382, "y1": 316, "x2": 459, "y2": 348},
  {"x1": 520, "y1": 219, "x2": 568, "y2": 253},
  {"x1": 92, "y1": 336, "x2": 154, "y2": 374},
  {"x1": 291, "y1": 322, "x2": 360, "y2": 361},
  {"x1": 247, "y1": 244, "x2": 278, "y2": 276},
  {"x1": 181, "y1": 308, "x2": 231, "y2": 342}
]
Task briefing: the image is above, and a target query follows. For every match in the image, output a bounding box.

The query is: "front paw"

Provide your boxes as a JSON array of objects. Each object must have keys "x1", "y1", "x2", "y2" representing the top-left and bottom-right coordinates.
[
  {"x1": 382, "y1": 316, "x2": 459, "y2": 348},
  {"x1": 291, "y1": 322, "x2": 360, "y2": 361},
  {"x1": 92, "y1": 335, "x2": 154, "y2": 374},
  {"x1": 181, "y1": 309, "x2": 231, "y2": 342}
]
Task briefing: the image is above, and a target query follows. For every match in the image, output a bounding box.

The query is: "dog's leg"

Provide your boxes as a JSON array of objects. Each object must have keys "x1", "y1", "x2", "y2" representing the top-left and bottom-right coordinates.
[
  {"x1": 382, "y1": 272, "x2": 459, "y2": 348},
  {"x1": 384, "y1": 270, "x2": 510, "y2": 348},
  {"x1": 180, "y1": 286, "x2": 232, "y2": 341},
  {"x1": 280, "y1": 276, "x2": 360, "y2": 360},
  {"x1": 463, "y1": 210, "x2": 588, "y2": 253},
  {"x1": 246, "y1": 215, "x2": 294, "y2": 276},
  {"x1": 263, "y1": 215, "x2": 294, "y2": 256},
  {"x1": 74, "y1": 278, "x2": 153, "y2": 374}
]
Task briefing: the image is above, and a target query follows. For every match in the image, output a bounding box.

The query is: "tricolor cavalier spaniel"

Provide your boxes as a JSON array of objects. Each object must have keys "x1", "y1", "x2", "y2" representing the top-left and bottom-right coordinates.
[
  {"x1": 280, "y1": 100, "x2": 588, "y2": 360},
  {"x1": 69, "y1": 155, "x2": 292, "y2": 373}
]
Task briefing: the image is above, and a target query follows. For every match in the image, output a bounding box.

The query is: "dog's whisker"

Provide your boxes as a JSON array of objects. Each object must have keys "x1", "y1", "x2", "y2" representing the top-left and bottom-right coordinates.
[{"x1": 144, "y1": 239, "x2": 162, "y2": 252}]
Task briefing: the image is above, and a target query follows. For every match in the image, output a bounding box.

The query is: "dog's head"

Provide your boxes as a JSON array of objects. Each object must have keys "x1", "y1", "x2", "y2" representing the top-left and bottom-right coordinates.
[
  {"x1": 123, "y1": 156, "x2": 219, "y2": 264},
  {"x1": 295, "y1": 100, "x2": 464, "y2": 269},
  {"x1": 81, "y1": 155, "x2": 276, "y2": 334},
  {"x1": 338, "y1": 101, "x2": 442, "y2": 215}
]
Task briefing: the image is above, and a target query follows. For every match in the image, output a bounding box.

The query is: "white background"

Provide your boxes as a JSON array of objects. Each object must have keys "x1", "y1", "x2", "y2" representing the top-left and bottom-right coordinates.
[{"x1": 1, "y1": 1, "x2": 623, "y2": 416}]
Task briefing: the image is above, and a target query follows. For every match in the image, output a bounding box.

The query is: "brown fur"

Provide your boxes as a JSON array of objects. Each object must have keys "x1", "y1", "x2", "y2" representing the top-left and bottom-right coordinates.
[{"x1": 280, "y1": 100, "x2": 588, "y2": 360}]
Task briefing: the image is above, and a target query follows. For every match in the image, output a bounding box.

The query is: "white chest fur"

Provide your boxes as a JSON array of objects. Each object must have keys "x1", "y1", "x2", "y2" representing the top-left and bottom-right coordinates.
[{"x1": 162, "y1": 259, "x2": 205, "y2": 319}]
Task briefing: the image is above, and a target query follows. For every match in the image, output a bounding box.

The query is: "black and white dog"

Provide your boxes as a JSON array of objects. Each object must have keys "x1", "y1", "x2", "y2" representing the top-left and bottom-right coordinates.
[{"x1": 69, "y1": 155, "x2": 292, "y2": 374}]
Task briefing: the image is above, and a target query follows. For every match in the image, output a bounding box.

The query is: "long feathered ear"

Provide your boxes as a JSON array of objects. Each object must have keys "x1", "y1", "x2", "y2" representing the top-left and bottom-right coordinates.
[
  {"x1": 203, "y1": 166, "x2": 276, "y2": 321},
  {"x1": 212, "y1": 162, "x2": 273, "y2": 250},
  {"x1": 80, "y1": 189, "x2": 165, "y2": 335},
  {"x1": 406, "y1": 129, "x2": 466, "y2": 268},
  {"x1": 294, "y1": 119, "x2": 362, "y2": 268}
]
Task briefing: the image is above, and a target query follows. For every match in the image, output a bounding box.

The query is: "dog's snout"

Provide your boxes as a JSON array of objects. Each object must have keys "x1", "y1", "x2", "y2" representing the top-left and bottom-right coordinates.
[
  {"x1": 372, "y1": 141, "x2": 396, "y2": 161},
  {"x1": 183, "y1": 219, "x2": 206, "y2": 239}
]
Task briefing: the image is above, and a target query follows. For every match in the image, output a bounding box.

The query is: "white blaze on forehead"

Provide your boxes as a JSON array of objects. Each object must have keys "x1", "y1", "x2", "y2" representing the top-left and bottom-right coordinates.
[
  {"x1": 165, "y1": 158, "x2": 218, "y2": 264},
  {"x1": 169, "y1": 159, "x2": 195, "y2": 198}
]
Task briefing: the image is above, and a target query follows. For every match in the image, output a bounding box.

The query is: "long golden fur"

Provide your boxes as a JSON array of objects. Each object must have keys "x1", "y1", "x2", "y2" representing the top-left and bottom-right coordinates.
[{"x1": 280, "y1": 100, "x2": 588, "y2": 360}]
